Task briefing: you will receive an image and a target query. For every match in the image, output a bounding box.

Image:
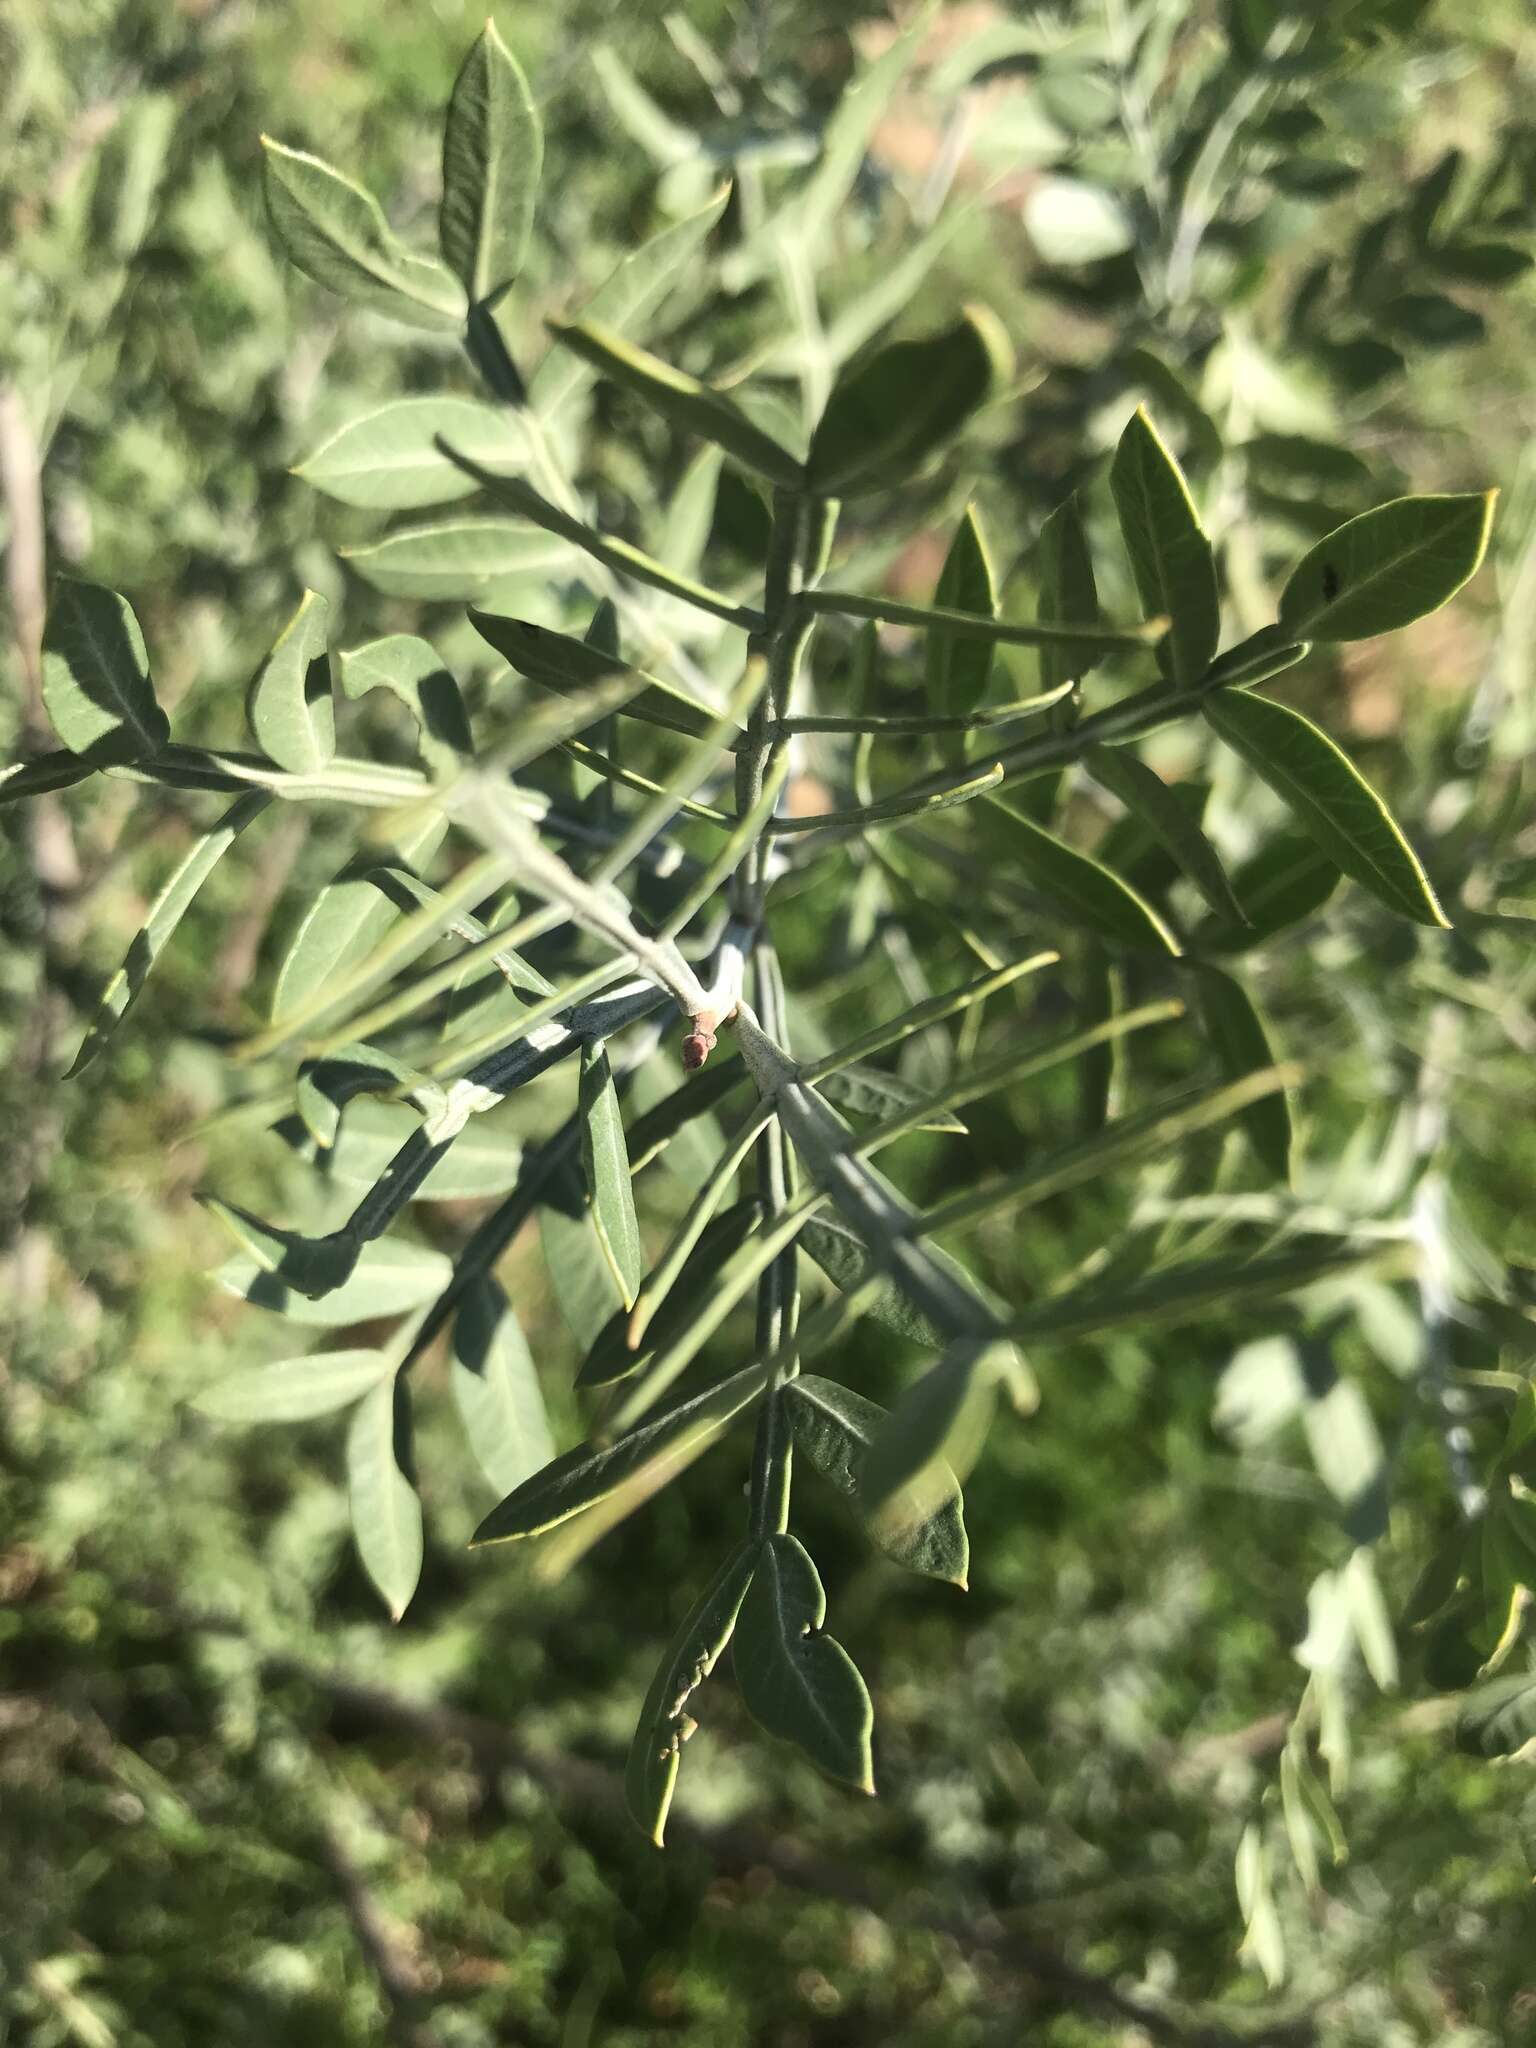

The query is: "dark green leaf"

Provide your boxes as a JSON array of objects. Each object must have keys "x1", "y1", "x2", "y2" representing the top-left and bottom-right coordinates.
[
  {"x1": 0, "y1": 752, "x2": 94, "y2": 803},
  {"x1": 69, "y1": 790, "x2": 269, "y2": 1075},
  {"x1": 42, "y1": 579, "x2": 169, "y2": 766},
  {"x1": 261, "y1": 138, "x2": 463, "y2": 328},
  {"x1": 1430, "y1": 241, "x2": 1532, "y2": 286},
  {"x1": 247, "y1": 590, "x2": 334, "y2": 774},
  {"x1": 1276, "y1": 492, "x2": 1496, "y2": 642},
  {"x1": 1188, "y1": 964, "x2": 1292, "y2": 1182},
  {"x1": 439, "y1": 20, "x2": 541, "y2": 302},
  {"x1": 859, "y1": 1338, "x2": 1023, "y2": 1518},
  {"x1": 786, "y1": 1375, "x2": 968, "y2": 1585},
  {"x1": 1203, "y1": 689, "x2": 1448, "y2": 926},
  {"x1": 800, "y1": 1213, "x2": 998, "y2": 1353},
  {"x1": 346, "y1": 1373, "x2": 422, "y2": 1620},
  {"x1": 580, "y1": 1041, "x2": 642, "y2": 1310},
  {"x1": 733, "y1": 1533, "x2": 874, "y2": 1791},
  {"x1": 1109, "y1": 406, "x2": 1219, "y2": 686},
  {"x1": 805, "y1": 308, "x2": 1012, "y2": 497},
  {"x1": 625, "y1": 1543, "x2": 758, "y2": 1845},
  {"x1": 468, "y1": 609, "x2": 734, "y2": 742},
  {"x1": 1196, "y1": 831, "x2": 1341, "y2": 952},
  {"x1": 190, "y1": 1348, "x2": 391, "y2": 1423},
  {"x1": 924, "y1": 507, "x2": 995, "y2": 722},
  {"x1": 471, "y1": 1362, "x2": 765, "y2": 1543},
  {"x1": 985, "y1": 795, "x2": 1182, "y2": 953},
  {"x1": 1084, "y1": 743, "x2": 1245, "y2": 924},
  {"x1": 1034, "y1": 491, "x2": 1100, "y2": 696},
  {"x1": 1381, "y1": 293, "x2": 1485, "y2": 349},
  {"x1": 452, "y1": 1276, "x2": 554, "y2": 1496},
  {"x1": 577, "y1": 1199, "x2": 764, "y2": 1389}
]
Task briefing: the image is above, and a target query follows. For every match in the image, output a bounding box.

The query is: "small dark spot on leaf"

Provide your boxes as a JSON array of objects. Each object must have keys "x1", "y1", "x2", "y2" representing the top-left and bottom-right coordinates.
[{"x1": 1321, "y1": 563, "x2": 1341, "y2": 603}]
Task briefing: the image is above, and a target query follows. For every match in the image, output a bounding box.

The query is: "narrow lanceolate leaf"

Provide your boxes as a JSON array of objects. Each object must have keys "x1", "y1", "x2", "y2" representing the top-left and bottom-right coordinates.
[
  {"x1": 733, "y1": 1534, "x2": 875, "y2": 1791},
  {"x1": 1085, "y1": 744, "x2": 1245, "y2": 924},
  {"x1": 247, "y1": 590, "x2": 334, "y2": 774},
  {"x1": 296, "y1": 397, "x2": 526, "y2": 510},
  {"x1": 985, "y1": 795, "x2": 1182, "y2": 953},
  {"x1": 339, "y1": 520, "x2": 573, "y2": 600},
  {"x1": 314, "y1": 1099, "x2": 524, "y2": 1202},
  {"x1": 625, "y1": 1543, "x2": 759, "y2": 1846},
  {"x1": 451, "y1": 1276, "x2": 554, "y2": 1496},
  {"x1": 1203, "y1": 690, "x2": 1449, "y2": 927},
  {"x1": 805, "y1": 307, "x2": 1013, "y2": 497},
  {"x1": 69, "y1": 790, "x2": 269, "y2": 1075},
  {"x1": 1277, "y1": 492, "x2": 1496, "y2": 642},
  {"x1": 1189, "y1": 964, "x2": 1293, "y2": 1183},
  {"x1": 271, "y1": 815, "x2": 446, "y2": 1022},
  {"x1": 439, "y1": 20, "x2": 541, "y2": 302},
  {"x1": 468, "y1": 610, "x2": 733, "y2": 742},
  {"x1": 580, "y1": 1041, "x2": 642, "y2": 1310},
  {"x1": 1109, "y1": 407, "x2": 1220, "y2": 686},
  {"x1": 1035, "y1": 492, "x2": 1100, "y2": 696},
  {"x1": 786, "y1": 1376, "x2": 968, "y2": 1586},
  {"x1": 347, "y1": 1374, "x2": 423, "y2": 1621},
  {"x1": 799, "y1": 1213, "x2": 1001, "y2": 1357},
  {"x1": 579, "y1": 1200, "x2": 764, "y2": 1390},
  {"x1": 261, "y1": 139, "x2": 463, "y2": 329},
  {"x1": 0, "y1": 752, "x2": 94, "y2": 802},
  {"x1": 214, "y1": 1235, "x2": 453, "y2": 1326},
  {"x1": 338, "y1": 635, "x2": 474, "y2": 772},
  {"x1": 548, "y1": 320, "x2": 803, "y2": 487},
  {"x1": 815, "y1": 1063, "x2": 965, "y2": 1135},
  {"x1": 191, "y1": 1348, "x2": 392, "y2": 1424},
  {"x1": 999, "y1": 1238, "x2": 1380, "y2": 1346},
  {"x1": 527, "y1": 188, "x2": 730, "y2": 421},
  {"x1": 42, "y1": 580, "x2": 169, "y2": 765},
  {"x1": 471, "y1": 1362, "x2": 767, "y2": 1543},
  {"x1": 925, "y1": 507, "x2": 995, "y2": 722},
  {"x1": 1195, "y1": 832, "x2": 1340, "y2": 953},
  {"x1": 792, "y1": 4, "x2": 929, "y2": 246}
]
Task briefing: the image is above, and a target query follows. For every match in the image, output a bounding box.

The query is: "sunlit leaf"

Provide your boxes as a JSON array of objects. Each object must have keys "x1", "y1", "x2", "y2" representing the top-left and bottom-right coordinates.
[
  {"x1": 339, "y1": 519, "x2": 574, "y2": 600},
  {"x1": 925, "y1": 507, "x2": 995, "y2": 722},
  {"x1": 439, "y1": 20, "x2": 541, "y2": 302},
  {"x1": 246, "y1": 590, "x2": 334, "y2": 774},
  {"x1": 1109, "y1": 406, "x2": 1219, "y2": 686},
  {"x1": 190, "y1": 1348, "x2": 391, "y2": 1423},
  {"x1": 786, "y1": 1375, "x2": 968, "y2": 1585},
  {"x1": 296, "y1": 398, "x2": 526, "y2": 509},
  {"x1": 580, "y1": 1041, "x2": 643, "y2": 1310},
  {"x1": 214, "y1": 1234, "x2": 452, "y2": 1326},
  {"x1": 261, "y1": 138, "x2": 462, "y2": 328},
  {"x1": 338, "y1": 634, "x2": 474, "y2": 772},
  {"x1": 452, "y1": 1276, "x2": 554, "y2": 1495},
  {"x1": 985, "y1": 795, "x2": 1183, "y2": 953},
  {"x1": 346, "y1": 1373, "x2": 423, "y2": 1620},
  {"x1": 1276, "y1": 492, "x2": 1496, "y2": 642},
  {"x1": 1034, "y1": 491, "x2": 1100, "y2": 696},
  {"x1": 42, "y1": 579, "x2": 169, "y2": 766}
]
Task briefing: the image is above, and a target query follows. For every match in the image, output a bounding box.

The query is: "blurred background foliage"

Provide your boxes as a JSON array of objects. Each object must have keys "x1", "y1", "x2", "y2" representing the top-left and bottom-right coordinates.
[{"x1": 4, "y1": 1, "x2": 1536, "y2": 2042}]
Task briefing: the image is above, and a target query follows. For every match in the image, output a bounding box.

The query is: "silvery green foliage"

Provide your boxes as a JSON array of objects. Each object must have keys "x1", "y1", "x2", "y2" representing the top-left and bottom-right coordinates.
[{"x1": 7, "y1": 10, "x2": 1533, "y2": 1920}]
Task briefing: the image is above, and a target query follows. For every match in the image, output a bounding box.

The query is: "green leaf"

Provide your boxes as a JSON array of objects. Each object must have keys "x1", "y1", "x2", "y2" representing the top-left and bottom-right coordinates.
[
  {"x1": 346, "y1": 1374, "x2": 423, "y2": 1620},
  {"x1": 578, "y1": 1199, "x2": 764, "y2": 1390},
  {"x1": 1194, "y1": 831, "x2": 1340, "y2": 953},
  {"x1": 580, "y1": 1041, "x2": 643, "y2": 1310},
  {"x1": 999, "y1": 1238, "x2": 1376, "y2": 1346},
  {"x1": 527, "y1": 188, "x2": 729, "y2": 421},
  {"x1": 805, "y1": 307, "x2": 1012, "y2": 497},
  {"x1": 792, "y1": 5, "x2": 929, "y2": 247},
  {"x1": 786, "y1": 1376, "x2": 968, "y2": 1585},
  {"x1": 270, "y1": 815, "x2": 447, "y2": 1022},
  {"x1": 0, "y1": 752, "x2": 94, "y2": 803},
  {"x1": 214, "y1": 1236, "x2": 453, "y2": 1326},
  {"x1": 261, "y1": 138, "x2": 463, "y2": 329},
  {"x1": 548, "y1": 320, "x2": 803, "y2": 487},
  {"x1": 451, "y1": 1276, "x2": 554, "y2": 1496},
  {"x1": 1109, "y1": 407, "x2": 1219, "y2": 686},
  {"x1": 814, "y1": 1063, "x2": 965, "y2": 1135},
  {"x1": 859, "y1": 1340, "x2": 1018, "y2": 1521},
  {"x1": 439, "y1": 20, "x2": 541, "y2": 303},
  {"x1": 1076, "y1": 948, "x2": 1119, "y2": 1136},
  {"x1": 190, "y1": 1348, "x2": 391, "y2": 1424},
  {"x1": 985, "y1": 795, "x2": 1182, "y2": 953},
  {"x1": 338, "y1": 635, "x2": 474, "y2": 772},
  {"x1": 468, "y1": 609, "x2": 733, "y2": 742},
  {"x1": 296, "y1": 397, "x2": 526, "y2": 510},
  {"x1": 924, "y1": 507, "x2": 995, "y2": 723},
  {"x1": 1382, "y1": 293, "x2": 1485, "y2": 350},
  {"x1": 471, "y1": 1361, "x2": 766, "y2": 1543},
  {"x1": 1455, "y1": 1669, "x2": 1536, "y2": 1759},
  {"x1": 315, "y1": 1099, "x2": 525, "y2": 1202},
  {"x1": 1084, "y1": 744, "x2": 1245, "y2": 924},
  {"x1": 1034, "y1": 492, "x2": 1100, "y2": 696},
  {"x1": 295, "y1": 1042, "x2": 444, "y2": 1149},
  {"x1": 1203, "y1": 690, "x2": 1448, "y2": 927},
  {"x1": 1276, "y1": 492, "x2": 1496, "y2": 642},
  {"x1": 68, "y1": 790, "x2": 269, "y2": 1075},
  {"x1": 247, "y1": 590, "x2": 334, "y2": 774},
  {"x1": 540, "y1": 1182, "x2": 625, "y2": 1356},
  {"x1": 41, "y1": 579, "x2": 169, "y2": 766},
  {"x1": 339, "y1": 520, "x2": 574, "y2": 600},
  {"x1": 799, "y1": 1213, "x2": 1002, "y2": 1355},
  {"x1": 1188, "y1": 964, "x2": 1293, "y2": 1182},
  {"x1": 625, "y1": 1543, "x2": 759, "y2": 1845},
  {"x1": 733, "y1": 1533, "x2": 875, "y2": 1791}
]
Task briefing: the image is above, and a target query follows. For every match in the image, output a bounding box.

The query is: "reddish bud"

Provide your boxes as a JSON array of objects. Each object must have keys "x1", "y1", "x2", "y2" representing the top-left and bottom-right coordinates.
[{"x1": 681, "y1": 1027, "x2": 715, "y2": 1072}]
